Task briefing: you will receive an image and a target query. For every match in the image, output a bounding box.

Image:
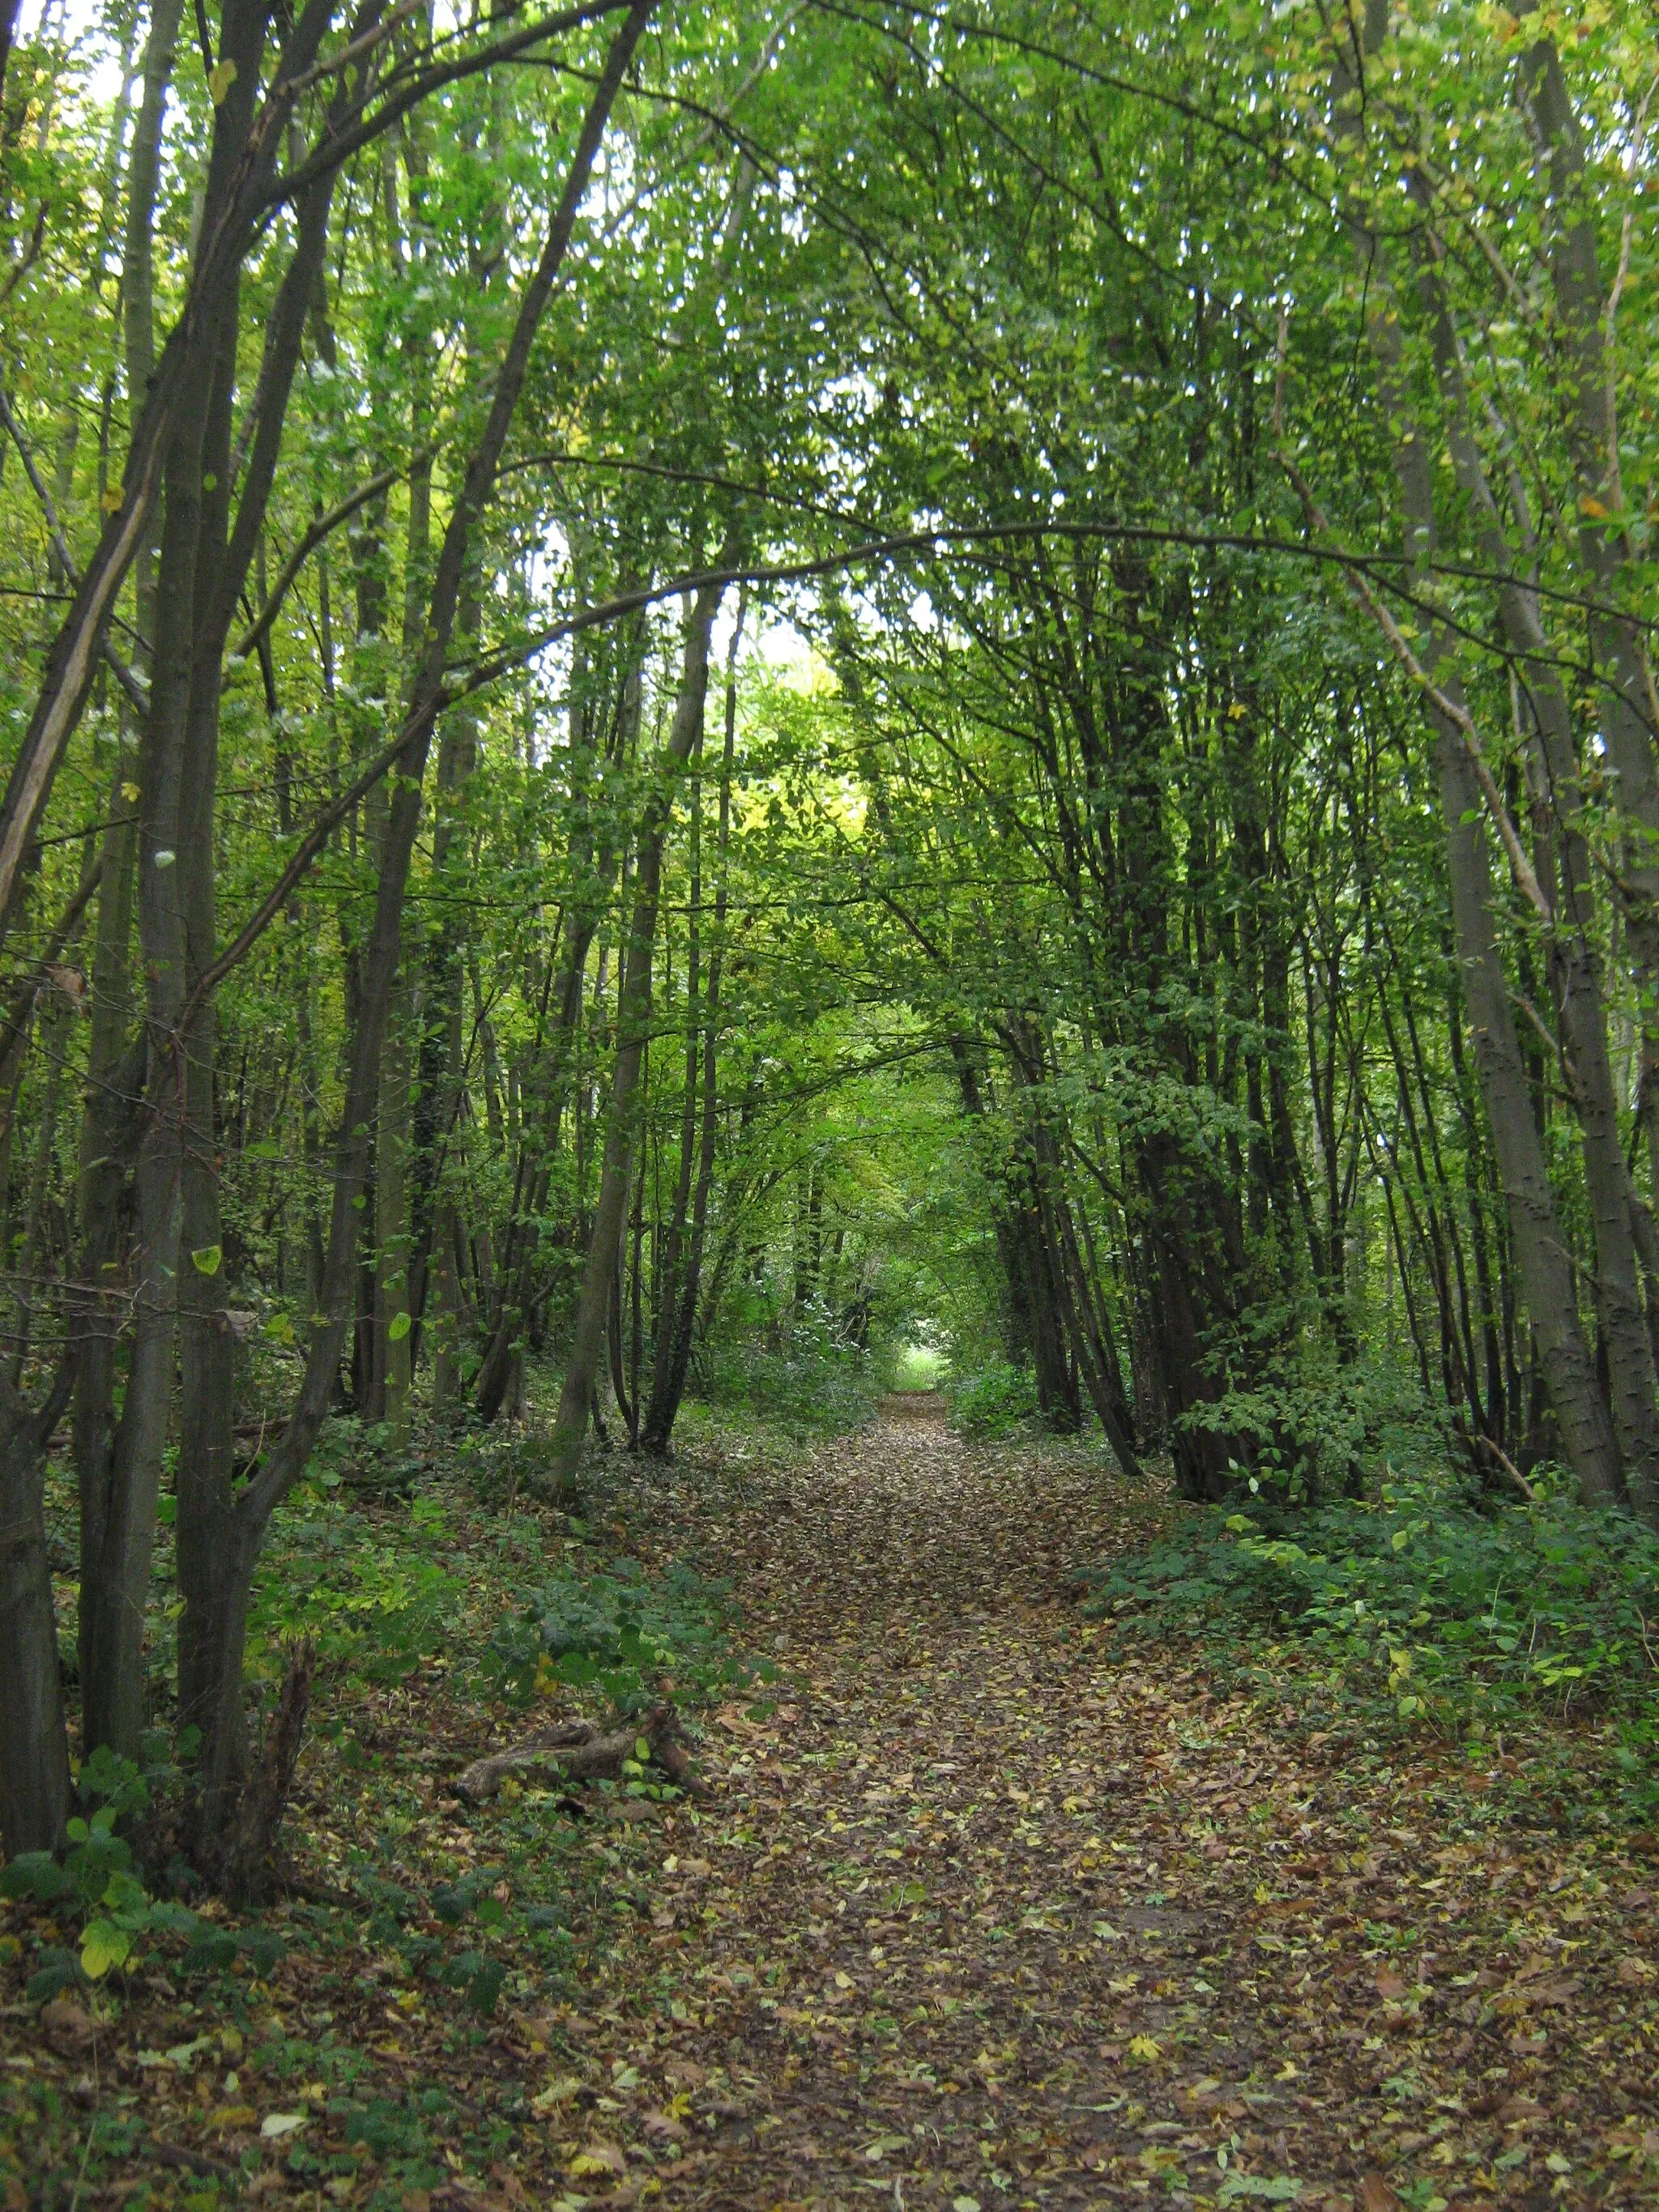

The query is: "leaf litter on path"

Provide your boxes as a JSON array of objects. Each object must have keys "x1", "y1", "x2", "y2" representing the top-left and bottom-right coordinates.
[{"x1": 5, "y1": 1408, "x2": 1657, "y2": 2209}]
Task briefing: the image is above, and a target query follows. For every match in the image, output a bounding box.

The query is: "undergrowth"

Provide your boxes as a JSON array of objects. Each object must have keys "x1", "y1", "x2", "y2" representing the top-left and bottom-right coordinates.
[
  {"x1": 11, "y1": 1417, "x2": 755, "y2": 2036},
  {"x1": 486, "y1": 1549, "x2": 766, "y2": 1714},
  {"x1": 944, "y1": 1359, "x2": 1038, "y2": 1437},
  {"x1": 694, "y1": 1330, "x2": 882, "y2": 1436},
  {"x1": 1085, "y1": 1473, "x2": 1659, "y2": 1814}
]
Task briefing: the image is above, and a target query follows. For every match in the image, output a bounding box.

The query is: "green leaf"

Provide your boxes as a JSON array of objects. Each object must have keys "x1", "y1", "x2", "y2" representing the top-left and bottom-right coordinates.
[
  {"x1": 191, "y1": 1245, "x2": 223, "y2": 1276},
  {"x1": 80, "y1": 1919, "x2": 134, "y2": 1979},
  {"x1": 387, "y1": 1310, "x2": 411, "y2": 1341},
  {"x1": 467, "y1": 1958, "x2": 506, "y2": 2015},
  {"x1": 26, "y1": 1954, "x2": 79, "y2": 2004},
  {"x1": 1, "y1": 1852, "x2": 70, "y2": 1903}
]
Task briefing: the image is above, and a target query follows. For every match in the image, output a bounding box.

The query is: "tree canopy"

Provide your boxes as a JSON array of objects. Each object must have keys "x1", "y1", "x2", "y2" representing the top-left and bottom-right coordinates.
[{"x1": 0, "y1": 0, "x2": 1657, "y2": 1907}]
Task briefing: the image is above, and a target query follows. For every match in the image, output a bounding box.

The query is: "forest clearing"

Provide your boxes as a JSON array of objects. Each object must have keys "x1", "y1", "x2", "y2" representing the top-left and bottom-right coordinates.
[{"x1": 4, "y1": 0, "x2": 1659, "y2": 2201}]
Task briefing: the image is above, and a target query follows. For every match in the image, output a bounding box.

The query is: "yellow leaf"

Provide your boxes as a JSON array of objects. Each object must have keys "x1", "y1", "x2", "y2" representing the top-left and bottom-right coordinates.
[
  {"x1": 122, "y1": 782, "x2": 139, "y2": 803},
  {"x1": 1580, "y1": 494, "x2": 1609, "y2": 519},
  {"x1": 208, "y1": 58, "x2": 237, "y2": 104},
  {"x1": 1126, "y1": 2034, "x2": 1162, "y2": 2062},
  {"x1": 79, "y1": 1920, "x2": 132, "y2": 1979},
  {"x1": 568, "y1": 2141, "x2": 626, "y2": 2178}
]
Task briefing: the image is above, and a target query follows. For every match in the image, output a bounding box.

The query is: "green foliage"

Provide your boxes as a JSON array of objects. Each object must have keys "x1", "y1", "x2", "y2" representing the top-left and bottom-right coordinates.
[
  {"x1": 698, "y1": 1332, "x2": 881, "y2": 1438},
  {"x1": 487, "y1": 1554, "x2": 755, "y2": 1716},
  {"x1": 453, "y1": 1408, "x2": 579, "y2": 1508},
  {"x1": 1087, "y1": 1477, "x2": 1659, "y2": 1743},
  {"x1": 249, "y1": 1485, "x2": 462, "y2": 1685},
  {"x1": 945, "y1": 1362, "x2": 1038, "y2": 1438},
  {"x1": 1, "y1": 1752, "x2": 283, "y2": 1997},
  {"x1": 2, "y1": 1750, "x2": 155, "y2": 1993}
]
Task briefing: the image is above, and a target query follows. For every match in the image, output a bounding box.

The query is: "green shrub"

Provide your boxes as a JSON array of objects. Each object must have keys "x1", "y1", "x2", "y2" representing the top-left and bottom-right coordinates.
[
  {"x1": 697, "y1": 1335, "x2": 880, "y2": 1436},
  {"x1": 1085, "y1": 1476, "x2": 1659, "y2": 1729},
  {"x1": 945, "y1": 1361, "x2": 1038, "y2": 1437},
  {"x1": 249, "y1": 1491, "x2": 462, "y2": 1685},
  {"x1": 2, "y1": 1750, "x2": 283, "y2": 1998},
  {"x1": 486, "y1": 1554, "x2": 765, "y2": 1715}
]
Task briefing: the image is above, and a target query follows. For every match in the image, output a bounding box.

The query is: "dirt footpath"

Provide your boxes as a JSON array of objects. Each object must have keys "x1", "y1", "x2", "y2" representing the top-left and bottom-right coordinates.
[{"x1": 574, "y1": 1410, "x2": 1659, "y2": 2210}]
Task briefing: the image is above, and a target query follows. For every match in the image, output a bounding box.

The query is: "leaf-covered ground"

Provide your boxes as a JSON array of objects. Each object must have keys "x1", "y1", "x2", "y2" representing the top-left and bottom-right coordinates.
[{"x1": 6, "y1": 1403, "x2": 1659, "y2": 2210}]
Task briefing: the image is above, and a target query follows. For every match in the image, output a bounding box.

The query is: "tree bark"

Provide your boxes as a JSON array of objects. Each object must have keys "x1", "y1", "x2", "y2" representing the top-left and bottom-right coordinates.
[
  {"x1": 549, "y1": 578, "x2": 723, "y2": 1481},
  {"x1": 1333, "y1": 5, "x2": 1623, "y2": 1507},
  {"x1": 169, "y1": 0, "x2": 654, "y2": 1877},
  {"x1": 0, "y1": 1366, "x2": 74, "y2": 1855},
  {"x1": 641, "y1": 603, "x2": 743, "y2": 1451}
]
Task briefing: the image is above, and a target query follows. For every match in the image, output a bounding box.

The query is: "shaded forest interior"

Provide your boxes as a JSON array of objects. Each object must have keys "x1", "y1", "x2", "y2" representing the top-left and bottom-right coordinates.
[{"x1": 4, "y1": 0, "x2": 1659, "y2": 2203}]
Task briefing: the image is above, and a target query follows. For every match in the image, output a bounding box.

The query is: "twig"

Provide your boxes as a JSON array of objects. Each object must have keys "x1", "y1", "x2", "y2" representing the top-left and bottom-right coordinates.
[
  {"x1": 232, "y1": 453, "x2": 430, "y2": 660},
  {"x1": 0, "y1": 385, "x2": 148, "y2": 714},
  {"x1": 147, "y1": 2143, "x2": 237, "y2": 2180},
  {"x1": 1477, "y1": 1434, "x2": 1538, "y2": 1503}
]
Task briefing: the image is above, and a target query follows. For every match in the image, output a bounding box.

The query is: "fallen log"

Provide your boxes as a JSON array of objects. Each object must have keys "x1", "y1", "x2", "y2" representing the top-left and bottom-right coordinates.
[{"x1": 451, "y1": 1704, "x2": 703, "y2": 1806}]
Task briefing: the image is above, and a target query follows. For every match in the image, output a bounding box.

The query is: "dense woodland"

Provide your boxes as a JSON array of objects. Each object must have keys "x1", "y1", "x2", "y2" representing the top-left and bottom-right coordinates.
[{"x1": 0, "y1": 0, "x2": 1657, "y2": 1915}]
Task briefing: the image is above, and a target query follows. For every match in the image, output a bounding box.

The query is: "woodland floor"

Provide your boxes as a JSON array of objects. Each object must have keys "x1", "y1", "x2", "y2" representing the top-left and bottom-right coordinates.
[{"x1": 6, "y1": 1400, "x2": 1659, "y2": 2211}]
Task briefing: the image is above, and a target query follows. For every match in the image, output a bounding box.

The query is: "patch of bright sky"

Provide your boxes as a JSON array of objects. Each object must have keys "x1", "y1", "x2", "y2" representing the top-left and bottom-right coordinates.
[{"x1": 32, "y1": 0, "x2": 126, "y2": 100}]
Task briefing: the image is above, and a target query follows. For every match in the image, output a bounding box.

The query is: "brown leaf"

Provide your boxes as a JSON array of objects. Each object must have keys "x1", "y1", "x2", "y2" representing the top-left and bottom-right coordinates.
[
  {"x1": 38, "y1": 1997, "x2": 96, "y2": 2053},
  {"x1": 1359, "y1": 2177, "x2": 1404, "y2": 2212},
  {"x1": 43, "y1": 962, "x2": 85, "y2": 1008},
  {"x1": 1374, "y1": 1967, "x2": 1407, "y2": 2001}
]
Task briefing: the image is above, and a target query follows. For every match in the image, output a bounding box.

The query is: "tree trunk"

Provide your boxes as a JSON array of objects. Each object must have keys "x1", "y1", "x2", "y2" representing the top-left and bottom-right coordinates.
[
  {"x1": 0, "y1": 1366, "x2": 74, "y2": 1855},
  {"x1": 169, "y1": 2, "x2": 653, "y2": 1879},
  {"x1": 548, "y1": 578, "x2": 723, "y2": 1482},
  {"x1": 641, "y1": 604, "x2": 743, "y2": 1451},
  {"x1": 1334, "y1": 6, "x2": 1625, "y2": 1507}
]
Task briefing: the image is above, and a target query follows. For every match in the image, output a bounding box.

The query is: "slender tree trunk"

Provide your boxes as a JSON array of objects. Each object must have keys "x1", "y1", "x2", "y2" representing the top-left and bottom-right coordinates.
[
  {"x1": 1412, "y1": 216, "x2": 1659, "y2": 1514},
  {"x1": 1333, "y1": 6, "x2": 1624, "y2": 1507},
  {"x1": 0, "y1": 0, "x2": 335, "y2": 946},
  {"x1": 167, "y1": 4, "x2": 653, "y2": 1882},
  {"x1": 642, "y1": 603, "x2": 743, "y2": 1451},
  {"x1": 0, "y1": 1367, "x2": 75, "y2": 1853},
  {"x1": 549, "y1": 579, "x2": 723, "y2": 1481}
]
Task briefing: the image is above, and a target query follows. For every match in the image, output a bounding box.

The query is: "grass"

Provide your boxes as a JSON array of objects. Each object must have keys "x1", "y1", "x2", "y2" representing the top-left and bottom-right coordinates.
[{"x1": 890, "y1": 1340, "x2": 947, "y2": 1392}]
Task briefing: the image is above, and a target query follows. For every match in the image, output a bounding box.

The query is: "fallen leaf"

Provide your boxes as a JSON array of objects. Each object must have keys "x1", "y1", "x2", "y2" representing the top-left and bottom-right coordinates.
[
  {"x1": 39, "y1": 1999, "x2": 96, "y2": 2054},
  {"x1": 568, "y1": 2140, "x2": 626, "y2": 2178}
]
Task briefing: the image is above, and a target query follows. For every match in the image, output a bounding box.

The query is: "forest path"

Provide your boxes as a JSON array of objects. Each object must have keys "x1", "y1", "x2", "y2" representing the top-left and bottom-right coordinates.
[
  {"x1": 7, "y1": 1413, "x2": 1648, "y2": 2208},
  {"x1": 582, "y1": 1411, "x2": 1631, "y2": 2211}
]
